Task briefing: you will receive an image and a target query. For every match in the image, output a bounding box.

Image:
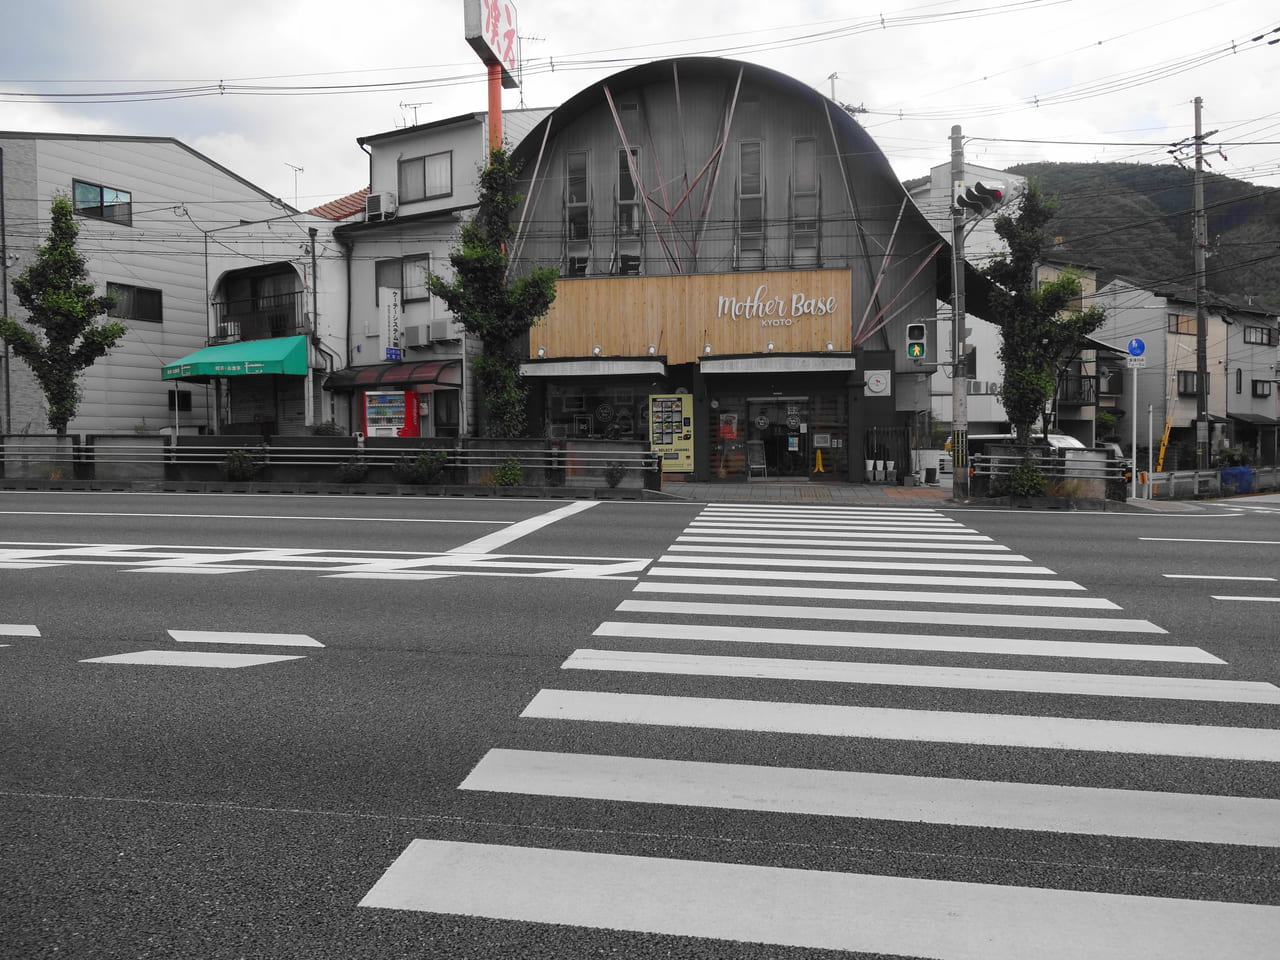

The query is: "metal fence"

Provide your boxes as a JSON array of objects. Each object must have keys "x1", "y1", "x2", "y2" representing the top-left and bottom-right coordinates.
[{"x1": 0, "y1": 435, "x2": 660, "y2": 490}]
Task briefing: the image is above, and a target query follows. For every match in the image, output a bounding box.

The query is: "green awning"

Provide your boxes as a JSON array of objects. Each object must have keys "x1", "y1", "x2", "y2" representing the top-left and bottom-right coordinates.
[{"x1": 162, "y1": 335, "x2": 309, "y2": 382}]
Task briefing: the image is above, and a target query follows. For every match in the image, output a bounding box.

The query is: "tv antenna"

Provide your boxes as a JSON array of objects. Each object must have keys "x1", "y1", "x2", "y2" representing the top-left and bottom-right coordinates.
[
  {"x1": 284, "y1": 162, "x2": 303, "y2": 208},
  {"x1": 400, "y1": 101, "x2": 431, "y2": 125}
]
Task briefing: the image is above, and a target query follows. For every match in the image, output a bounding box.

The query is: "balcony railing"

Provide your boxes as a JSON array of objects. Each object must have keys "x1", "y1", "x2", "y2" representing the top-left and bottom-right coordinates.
[
  {"x1": 211, "y1": 292, "x2": 307, "y2": 344},
  {"x1": 1058, "y1": 374, "x2": 1098, "y2": 405}
]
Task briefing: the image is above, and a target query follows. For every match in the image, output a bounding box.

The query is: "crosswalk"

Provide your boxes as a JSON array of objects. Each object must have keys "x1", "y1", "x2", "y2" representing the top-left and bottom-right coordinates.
[{"x1": 361, "y1": 503, "x2": 1280, "y2": 958}]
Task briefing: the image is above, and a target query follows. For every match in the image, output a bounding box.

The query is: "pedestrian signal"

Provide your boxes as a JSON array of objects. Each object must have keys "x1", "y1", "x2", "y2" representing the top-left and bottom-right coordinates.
[{"x1": 905, "y1": 322, "x2": 927, "y2": 360}]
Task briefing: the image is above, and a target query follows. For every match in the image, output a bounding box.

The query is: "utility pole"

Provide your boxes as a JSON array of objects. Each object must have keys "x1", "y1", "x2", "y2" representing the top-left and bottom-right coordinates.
[
  {"x1": 1192, "y1": 97, "x2": 1210, "y2": 469},
  {"x1": 949, "y1": 125, "x2": 969, "y2": 498}
]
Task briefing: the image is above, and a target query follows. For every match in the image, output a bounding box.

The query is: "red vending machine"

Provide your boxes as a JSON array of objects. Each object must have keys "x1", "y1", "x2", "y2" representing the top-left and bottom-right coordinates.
[{"x1": 362, "y1": 390, "x2": 420, "y2": 437}]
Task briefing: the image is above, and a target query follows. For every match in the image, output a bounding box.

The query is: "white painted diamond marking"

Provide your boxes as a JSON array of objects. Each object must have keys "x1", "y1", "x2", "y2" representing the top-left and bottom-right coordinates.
[
  {"x1": 168, "y1": 630, "x2": 323, "y2": 648},
  {"x1": 81, "y1": 650, "x2": 305, "y2": 668}
]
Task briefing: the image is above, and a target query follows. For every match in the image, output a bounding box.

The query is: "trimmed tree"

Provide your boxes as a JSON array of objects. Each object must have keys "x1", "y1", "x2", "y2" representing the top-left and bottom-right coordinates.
[
  {"x1": 428, "y1": 148, "x2": 558, "y2": 438},
  {"x1": 0, "y1": 194, "x2": 127, "y2": 434},
  {"x1": 985, "y1": 182, "x2": 1106, "y2": 447}
]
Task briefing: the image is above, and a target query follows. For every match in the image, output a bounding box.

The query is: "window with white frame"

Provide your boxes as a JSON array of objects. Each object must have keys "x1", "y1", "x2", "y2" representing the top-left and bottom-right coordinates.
[
  {"x1": 106, "y1": 282, "x2": 162, "y2": 322},
  {"x1": 398, "y1": 152, "x2": 452, "y2": 202},
  {"x1": 74, "y1": 179, "x2": 132, "y2": 226}
]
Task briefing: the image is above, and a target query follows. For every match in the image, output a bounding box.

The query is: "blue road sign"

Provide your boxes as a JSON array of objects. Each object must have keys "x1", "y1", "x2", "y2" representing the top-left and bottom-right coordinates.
[{"x1": 1127, "y1": 338, "x2": 1145, "y2": 357}]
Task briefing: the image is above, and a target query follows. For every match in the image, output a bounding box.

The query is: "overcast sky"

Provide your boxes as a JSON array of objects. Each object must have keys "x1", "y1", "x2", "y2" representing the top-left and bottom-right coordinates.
[{"x1": 2, "y1": 0, "x2": 1277, "y2": 209}]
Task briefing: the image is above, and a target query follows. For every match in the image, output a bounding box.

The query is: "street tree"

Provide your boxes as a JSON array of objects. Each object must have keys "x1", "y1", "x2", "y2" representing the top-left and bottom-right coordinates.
[
  {"x1": 985, "y1": 181, "x2": 1107, "y2": 446},
  {"x1": 428, "y1": 148, "x2": 558, "y2": 437},
  {"x1": 0, "y1": 194, "x2": 127, "y2": 434}
]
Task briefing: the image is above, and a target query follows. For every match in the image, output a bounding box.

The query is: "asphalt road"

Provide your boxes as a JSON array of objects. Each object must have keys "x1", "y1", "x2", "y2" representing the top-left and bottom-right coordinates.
[{"x1": 2, "y1": 490, "x2": 1278, "y2": 959}]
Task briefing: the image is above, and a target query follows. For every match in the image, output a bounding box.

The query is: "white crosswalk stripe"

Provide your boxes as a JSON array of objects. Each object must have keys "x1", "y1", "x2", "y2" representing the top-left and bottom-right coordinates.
[{"x1": 363, "y1": 503, "x2": 1280, "y2": 957}]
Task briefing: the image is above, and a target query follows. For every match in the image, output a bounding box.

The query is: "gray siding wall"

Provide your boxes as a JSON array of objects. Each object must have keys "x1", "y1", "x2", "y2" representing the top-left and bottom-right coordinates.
[{"x1": 2, "y1": 135, "x2": 284, "y2": 434}]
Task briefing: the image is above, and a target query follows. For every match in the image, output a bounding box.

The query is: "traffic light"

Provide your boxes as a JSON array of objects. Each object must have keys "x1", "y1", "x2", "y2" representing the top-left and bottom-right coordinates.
[
  {"x1": 906, "y1": 322, "x2": 927, "y2": 360},
  {"x1": 956, "y1": 181, "x2": 1005, "y2": 217}
]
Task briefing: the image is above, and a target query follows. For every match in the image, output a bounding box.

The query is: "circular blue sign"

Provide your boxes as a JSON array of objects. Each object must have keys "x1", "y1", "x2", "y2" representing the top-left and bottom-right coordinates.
[{"x1": 1127, "y1": 338, "x2": 1145, "y2": 357}]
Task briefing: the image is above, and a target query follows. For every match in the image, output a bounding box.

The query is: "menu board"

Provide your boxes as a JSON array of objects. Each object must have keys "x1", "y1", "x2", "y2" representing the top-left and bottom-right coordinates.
[{"x1": 649, "y1": 393, "x2": 694, "y2": 473}]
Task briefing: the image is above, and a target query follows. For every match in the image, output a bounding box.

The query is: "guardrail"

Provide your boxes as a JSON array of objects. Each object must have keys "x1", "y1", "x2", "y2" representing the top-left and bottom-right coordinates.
[{"x1": 0, "y1": 435, "x2": 661, "y2": 491}]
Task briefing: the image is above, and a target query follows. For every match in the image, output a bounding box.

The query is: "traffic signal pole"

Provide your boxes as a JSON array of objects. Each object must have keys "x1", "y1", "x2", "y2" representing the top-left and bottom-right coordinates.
[{"x1": 949, "y1": 125, "x2": 969, "y2": 499}]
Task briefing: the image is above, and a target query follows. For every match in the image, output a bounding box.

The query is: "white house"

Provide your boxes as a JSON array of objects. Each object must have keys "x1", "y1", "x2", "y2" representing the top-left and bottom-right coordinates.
[
  {"x1": 1095, "y1": 278, "x2": 1280, "y2": 466},
  {"x1": 0, "y1": 133, "x2": 289, "y2": 436},
  {"x1": 326, "y1": 109, "x2": 549, "y2": 438}
]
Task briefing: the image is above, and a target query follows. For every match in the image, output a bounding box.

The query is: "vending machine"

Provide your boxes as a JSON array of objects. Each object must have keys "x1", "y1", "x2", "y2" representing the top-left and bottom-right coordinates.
[{"x1": 362, "y1": 390, "x2": 421, "y2": 437}]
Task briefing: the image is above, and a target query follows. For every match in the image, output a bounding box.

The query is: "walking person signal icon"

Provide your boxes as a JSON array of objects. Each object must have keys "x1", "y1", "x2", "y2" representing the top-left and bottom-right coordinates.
[{"x1": 906, "y1": 323, "x2": 927, "y2": 360}]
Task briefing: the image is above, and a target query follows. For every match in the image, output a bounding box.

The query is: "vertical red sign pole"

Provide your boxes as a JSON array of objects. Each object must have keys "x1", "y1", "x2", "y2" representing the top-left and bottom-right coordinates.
[{"x1": 488, "y1": 61, "x2": 503, "y2": 155}]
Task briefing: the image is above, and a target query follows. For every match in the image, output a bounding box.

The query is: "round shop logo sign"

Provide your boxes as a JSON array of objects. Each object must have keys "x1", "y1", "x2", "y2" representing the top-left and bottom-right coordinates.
[
  {"x1": 595, "y1": 403, "x2": 614, "y2": 422},
  {"x1": 754, "y1": 415, "x2": 770, "y2": 430}
]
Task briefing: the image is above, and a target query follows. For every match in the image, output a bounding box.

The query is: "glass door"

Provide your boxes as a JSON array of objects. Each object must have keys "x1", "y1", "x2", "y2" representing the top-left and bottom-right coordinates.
[{"x1": 747, "y1": 396, "x2": 810, "y2": 478}]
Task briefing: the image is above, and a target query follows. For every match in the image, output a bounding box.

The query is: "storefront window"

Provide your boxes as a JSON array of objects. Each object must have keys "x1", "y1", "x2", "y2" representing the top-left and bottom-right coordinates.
[
  {"x1": 546, "y1": 383, "x2": 644, "y2": 440},
  {"x1": 708, "y1": 390, "x2": 846, "y2": 480}
]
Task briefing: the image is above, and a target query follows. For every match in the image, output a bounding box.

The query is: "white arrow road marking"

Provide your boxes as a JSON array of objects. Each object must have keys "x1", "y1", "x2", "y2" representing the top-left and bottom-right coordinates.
[{"x1": 1, "y1": 624, "x2": 41, "y2": 637}]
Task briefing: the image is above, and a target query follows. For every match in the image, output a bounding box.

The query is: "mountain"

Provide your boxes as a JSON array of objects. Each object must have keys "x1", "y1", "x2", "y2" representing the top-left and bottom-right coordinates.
[{"x1": 918, "y1": 162, "x2": 1280, "y2": 311}]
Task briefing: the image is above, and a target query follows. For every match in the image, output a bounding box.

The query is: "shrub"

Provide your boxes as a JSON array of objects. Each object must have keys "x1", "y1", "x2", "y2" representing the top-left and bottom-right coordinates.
[
  {"x1": 604, "y1": 461, "x2": 627, "y2": 488},
  {"x1": 1008, "y1": 455, "x2": 1046, "y2": 497},
  {"x1": 492, "y1": 458, "x2": 524, "y2": 486},
  {"x1": 222, "y1": 447, "x2": 263, "y2": 481},
  {"x1": 311, "y1": 420, "x2": 346, "y2": 436},
  {"x1": 392, "y1": 450, "x2": 448, "y2": 485},
  {"x1": 334, "y1": 457, "x2": 369, "y2": 483}
]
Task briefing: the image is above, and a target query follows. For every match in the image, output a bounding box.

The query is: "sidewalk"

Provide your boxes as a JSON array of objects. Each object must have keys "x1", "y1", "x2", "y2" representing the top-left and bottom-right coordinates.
[
  {"x1": 657, "y1": 475, "x2": 955, "y2": 505},
  {"x1": 656, "y1": 473, "x2": 1207, "y2": 511}
]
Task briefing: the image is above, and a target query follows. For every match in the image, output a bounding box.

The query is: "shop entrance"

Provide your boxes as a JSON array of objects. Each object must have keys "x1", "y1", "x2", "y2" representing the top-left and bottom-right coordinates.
[{"x1": 747, "y1": 396, "x2": 810, "y2": 479}]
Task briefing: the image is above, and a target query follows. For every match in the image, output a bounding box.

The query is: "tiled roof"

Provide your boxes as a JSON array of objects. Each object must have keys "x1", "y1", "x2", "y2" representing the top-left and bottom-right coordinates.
[{"x1": 308, "y1": 187, "x2": 369, "y2": 220}]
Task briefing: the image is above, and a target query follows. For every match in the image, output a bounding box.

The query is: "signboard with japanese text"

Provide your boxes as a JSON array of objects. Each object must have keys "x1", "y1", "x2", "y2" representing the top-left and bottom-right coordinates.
[
  {"x1": 380, "y1": 286, "x2": 402, "y2": 361},
  {"x1": 649, "y1": 393, "x2": 693, "y2": 473},
  {"x1": 464, "y1": 0, "x2": 520, "y2": 88}
]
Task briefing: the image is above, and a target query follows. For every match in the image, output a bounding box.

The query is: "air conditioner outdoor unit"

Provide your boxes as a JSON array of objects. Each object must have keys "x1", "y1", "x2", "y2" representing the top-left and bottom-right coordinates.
[
  {"x1": 365, "y1": 192, "x2": 398, "y2": 222},
  {"x1": 430, "y1": 319, "x2": 460, "y2": 341},
  {"x1": 403, "y1": 325, "x2": 428, "y2": 348}
]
